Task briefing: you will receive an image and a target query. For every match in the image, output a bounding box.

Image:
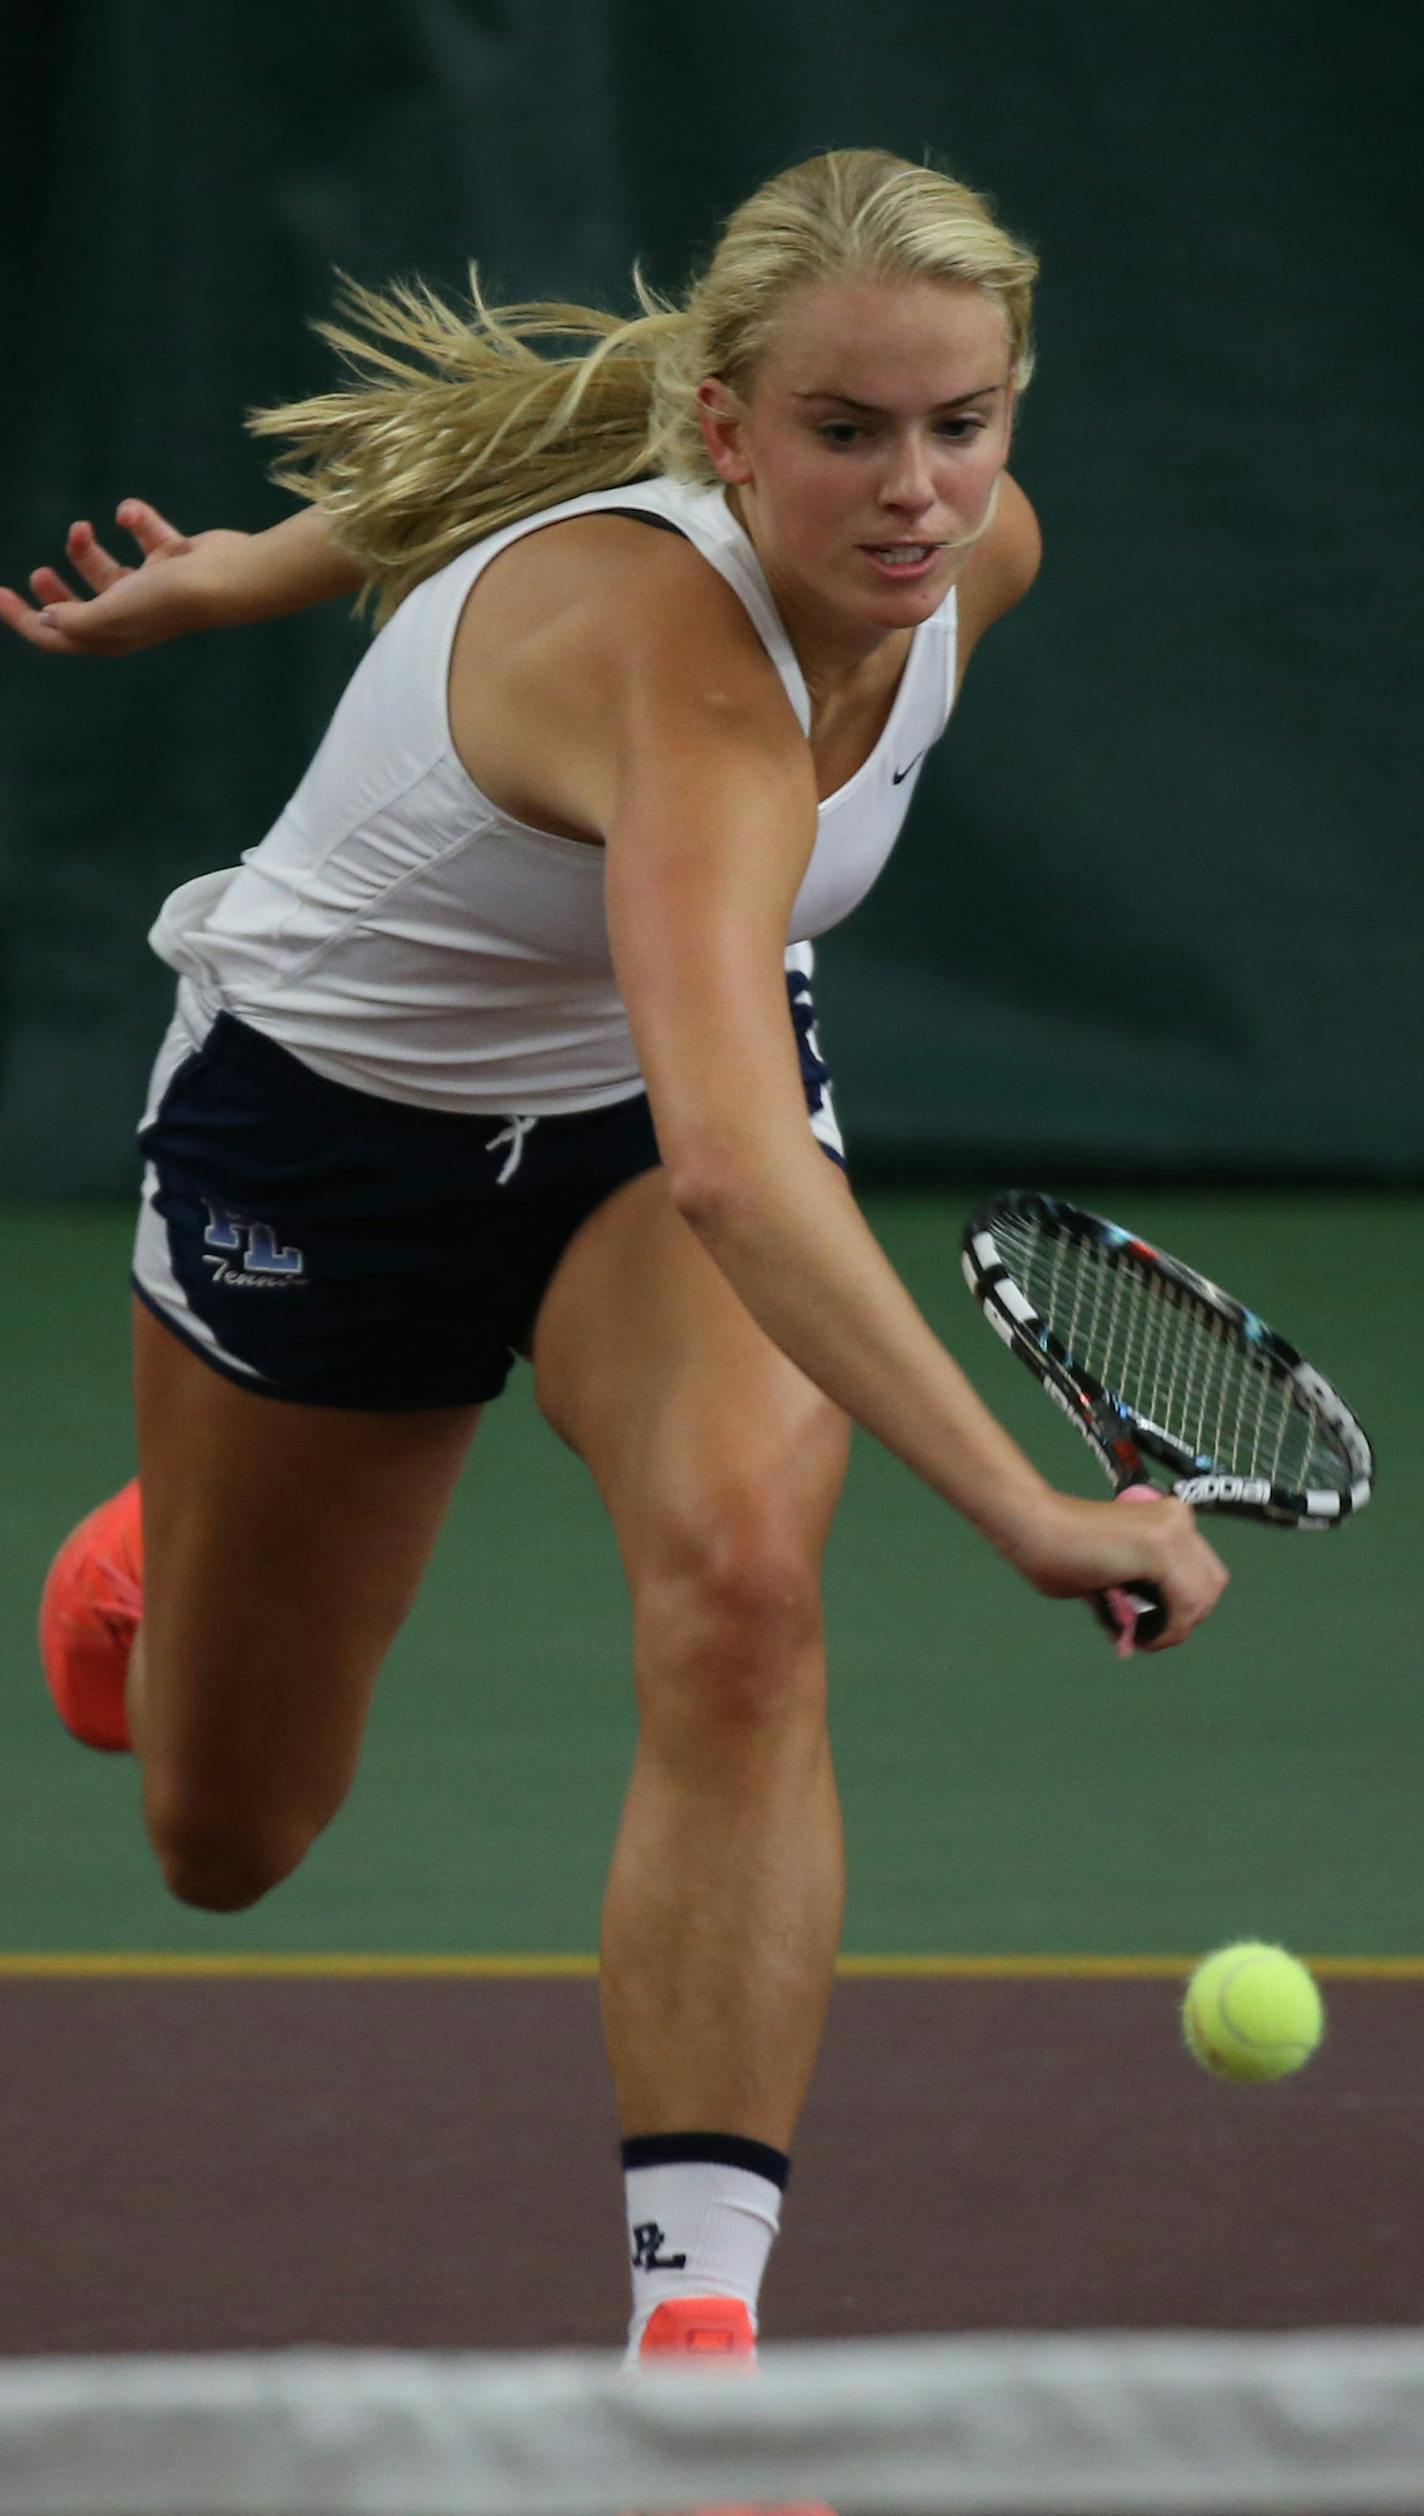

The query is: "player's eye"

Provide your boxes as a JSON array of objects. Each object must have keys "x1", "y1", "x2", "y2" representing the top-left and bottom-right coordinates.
[
  {"x1": 936, "y1": 415, "x2": 986, "y2": 441},
  {"x1": 817, "y1": 421, "x2": 864, "y2": 448}
]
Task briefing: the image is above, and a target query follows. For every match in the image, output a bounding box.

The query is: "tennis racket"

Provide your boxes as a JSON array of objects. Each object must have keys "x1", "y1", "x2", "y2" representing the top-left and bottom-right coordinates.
[{"x1": 961, "y1": 1192, "x2": 1374, "y2": 1651}]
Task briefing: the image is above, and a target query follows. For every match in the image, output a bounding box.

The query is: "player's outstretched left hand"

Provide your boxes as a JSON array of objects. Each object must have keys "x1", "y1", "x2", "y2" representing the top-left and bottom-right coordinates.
[{"x1": 0, "y1": 502, "x2": 249, "y2": 655}]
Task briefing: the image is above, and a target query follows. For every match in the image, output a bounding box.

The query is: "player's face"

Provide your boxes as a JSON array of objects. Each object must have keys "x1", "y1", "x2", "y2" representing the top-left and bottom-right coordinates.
[{"x1": 700, "y1": 277, "x2": 1015, "y2": 646}]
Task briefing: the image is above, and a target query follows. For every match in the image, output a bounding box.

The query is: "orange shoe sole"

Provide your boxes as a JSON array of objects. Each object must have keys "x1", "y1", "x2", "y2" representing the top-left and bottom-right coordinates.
[
  {"x1": 635, "y1": 2300, "x2": 834, "y2": 2514},
  {"x1": 37, "y1": 1481, "x2": 142, "y2": 1753},
  {"x1": 639, "y1": 2297, "x2": 758, "y2": 2362}
]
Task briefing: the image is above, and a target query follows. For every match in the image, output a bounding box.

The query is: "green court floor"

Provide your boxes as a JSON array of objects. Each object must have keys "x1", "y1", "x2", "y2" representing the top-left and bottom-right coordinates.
[{"x1": 1, "y1": 1190, "x2": 1416, "y2": 1958}]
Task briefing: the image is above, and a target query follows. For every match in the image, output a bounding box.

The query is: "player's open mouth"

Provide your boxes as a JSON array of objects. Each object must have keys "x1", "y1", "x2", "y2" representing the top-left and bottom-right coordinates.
[{"x1": 861, "y1": 544, "x2": 940, "y2": 579}]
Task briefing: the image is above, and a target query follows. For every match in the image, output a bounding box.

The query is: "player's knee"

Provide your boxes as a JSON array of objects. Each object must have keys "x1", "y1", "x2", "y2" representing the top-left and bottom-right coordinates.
[
  {"x1": 633, "y1": 1500, "x2": 825, "y2": 1730},
  {"x1": 145, "y1": 1801, "x2": 322, "y2": 1913}
]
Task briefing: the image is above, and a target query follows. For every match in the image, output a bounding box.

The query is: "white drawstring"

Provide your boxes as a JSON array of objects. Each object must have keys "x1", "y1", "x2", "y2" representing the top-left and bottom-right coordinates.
[{"x1": 486, "y1": 1113, "x2": 538, "y2": 1185}]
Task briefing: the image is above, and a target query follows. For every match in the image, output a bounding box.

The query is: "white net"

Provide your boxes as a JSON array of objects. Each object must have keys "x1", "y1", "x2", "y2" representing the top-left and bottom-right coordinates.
[{"x1": 5, "y1": 2330, "x2": 1424, "y2": 2516}]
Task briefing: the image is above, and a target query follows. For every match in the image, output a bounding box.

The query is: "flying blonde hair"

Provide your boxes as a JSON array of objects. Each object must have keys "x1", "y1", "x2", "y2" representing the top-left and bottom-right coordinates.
[{"x1": 251, "y1": 148, "x2": 1038, "y2": 625}]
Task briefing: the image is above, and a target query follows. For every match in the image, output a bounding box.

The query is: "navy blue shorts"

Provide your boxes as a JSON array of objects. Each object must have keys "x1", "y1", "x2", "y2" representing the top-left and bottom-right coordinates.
[{"x1": 132, "y1": 975, "x2": 844, "y2": 1411}]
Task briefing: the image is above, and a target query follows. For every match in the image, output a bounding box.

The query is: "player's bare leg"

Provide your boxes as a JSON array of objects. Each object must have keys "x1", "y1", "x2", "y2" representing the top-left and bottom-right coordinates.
[
  {"x1": 534, "y1": 1167, "x2": 851, "y2": 2346},
  {"x1": 535, "y1": 1170, "x2": 850, "y2": 2145},
  {"x1": 127, "y1": 1299, "x2": 480, "y2": 1907}
]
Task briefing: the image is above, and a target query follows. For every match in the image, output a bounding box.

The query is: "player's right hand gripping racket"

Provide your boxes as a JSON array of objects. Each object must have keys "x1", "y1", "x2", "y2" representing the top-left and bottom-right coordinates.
[{"x1": 961, "y1": 1192, "x2": 1374, "y2": 1652}]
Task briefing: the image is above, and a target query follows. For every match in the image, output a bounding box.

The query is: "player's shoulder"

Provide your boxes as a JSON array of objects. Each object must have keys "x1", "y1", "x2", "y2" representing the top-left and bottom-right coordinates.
[
  {"x1": 532, "y1": 512, "x2": 802, "y2": 739},
  {"x1": 955, "y1": 471, "x2": 1042, "y2": 652},
  {"x1": 449, "y1": 506, "x2": 805, "y2": 833},
  {"x1": 508, "y1": 511, "x2": 782, "y2": 664}
]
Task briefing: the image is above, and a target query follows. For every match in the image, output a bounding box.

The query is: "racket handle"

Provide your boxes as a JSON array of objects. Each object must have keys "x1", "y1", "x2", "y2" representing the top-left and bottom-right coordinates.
[{"x1": 1093, "y1": 1483, "x2": 1168, "y2": 1658}]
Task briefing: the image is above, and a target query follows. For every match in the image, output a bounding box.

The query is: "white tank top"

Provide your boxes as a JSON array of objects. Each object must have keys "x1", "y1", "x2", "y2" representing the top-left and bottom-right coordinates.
[{"x1": 149, "y1": 475, "x2": 958, "y2": 1114}]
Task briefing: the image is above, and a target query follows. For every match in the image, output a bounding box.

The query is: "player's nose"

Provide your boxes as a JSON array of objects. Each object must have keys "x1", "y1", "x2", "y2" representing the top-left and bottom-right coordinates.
[{"x1": 877, "y1": 434, "x2": 936, "y2": 514}]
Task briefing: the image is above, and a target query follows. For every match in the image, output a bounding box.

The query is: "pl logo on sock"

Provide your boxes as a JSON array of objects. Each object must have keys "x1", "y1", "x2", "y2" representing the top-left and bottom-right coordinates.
[{"x1": 631, "y1": 2220, "x2": 688, "y2": 2270}]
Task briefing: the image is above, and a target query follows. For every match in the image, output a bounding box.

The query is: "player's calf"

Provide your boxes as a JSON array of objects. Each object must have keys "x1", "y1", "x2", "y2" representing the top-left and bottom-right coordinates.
[{"x1": 141, "y1": 1792, "x2": 322, "y2": 1912}]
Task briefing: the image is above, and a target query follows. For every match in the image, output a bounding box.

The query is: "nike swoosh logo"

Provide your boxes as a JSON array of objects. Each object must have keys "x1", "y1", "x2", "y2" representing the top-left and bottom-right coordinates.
[{"x1": 892, "y1": 747, "x2": 929, "y2": 785}]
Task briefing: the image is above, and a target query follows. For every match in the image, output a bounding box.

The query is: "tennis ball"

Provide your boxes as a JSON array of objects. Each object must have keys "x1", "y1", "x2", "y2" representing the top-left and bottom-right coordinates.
[{"x1": 1182, "y1": 1941, "x2": 1324, "y2": 2084}]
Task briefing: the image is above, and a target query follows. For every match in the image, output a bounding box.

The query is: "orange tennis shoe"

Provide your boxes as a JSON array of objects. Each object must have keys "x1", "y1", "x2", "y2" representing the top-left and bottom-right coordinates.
[
  {"x1": 636, "y1": 2298, "x2": 835, "y2": 2516},
  {"x1": 639, "y1": 2297, "x2": 760, "y2": 2362},
  {"x1": 38, "y1": 1480, "x2": 142, "y2": 1753}
]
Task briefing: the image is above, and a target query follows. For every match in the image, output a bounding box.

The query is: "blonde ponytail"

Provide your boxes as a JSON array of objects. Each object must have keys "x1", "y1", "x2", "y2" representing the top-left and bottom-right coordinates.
[
  {"x1": 253, "y1": 150, "x2": 1036, "y2": 625},
  {"x1": 250, "y1": 271, "x2": 682, "y2": 624}
]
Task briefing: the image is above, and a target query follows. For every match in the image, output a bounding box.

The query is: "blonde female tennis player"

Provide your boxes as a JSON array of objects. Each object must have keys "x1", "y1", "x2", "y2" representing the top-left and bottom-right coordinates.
[{"x1": 5, "y1": 149, "x2": 1226, "y2": 2365}]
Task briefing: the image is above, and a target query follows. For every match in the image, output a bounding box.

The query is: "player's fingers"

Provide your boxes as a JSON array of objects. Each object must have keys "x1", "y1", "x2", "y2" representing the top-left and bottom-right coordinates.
[
  {"x1": 116, "y1": 498, "x2": 187, "y2": 556},
  {"x1": 40, "y1": 594, "x2": 141, "y2": 651},
  {"x1": 0, "y1": 586, "x2": 76, "y2": 649},
  {"x1": 28, "y1": 565, "x2": 73, "y2": 606},
  {"x1": 66, "y1": 520, "x2": 130, "y2": 593},
  {"x1": 0, "y1": 584, "x2": 40, "y2": 636},
  {"x1": 1139, "y1": 1552, "x2": 1229, "y2": 1653},
  {"x1": 1137, "y1": 1610, "x2": 1195, "y2": 1654},
  {"x1": 1102, "y1": 1493, "x2": 1222, "y2": 1653}
]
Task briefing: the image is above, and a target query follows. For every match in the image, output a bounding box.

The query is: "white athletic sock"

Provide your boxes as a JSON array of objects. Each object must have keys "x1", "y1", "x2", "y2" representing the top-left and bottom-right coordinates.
[{"x1": 621, "y1": 2133, "x2": 789, "y2": 2363}]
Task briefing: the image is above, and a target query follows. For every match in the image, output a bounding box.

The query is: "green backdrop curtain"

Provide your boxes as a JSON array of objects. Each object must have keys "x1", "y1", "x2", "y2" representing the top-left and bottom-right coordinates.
[{"x1": 2, "y1": 0, "x2": 1418, "y2": 1189}]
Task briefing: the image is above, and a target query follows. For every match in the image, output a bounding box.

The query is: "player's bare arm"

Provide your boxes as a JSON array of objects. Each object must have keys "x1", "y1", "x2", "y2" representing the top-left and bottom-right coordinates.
[
  {"x1": 479, "y1": 534, "x2": 1227, "y2": 1646},
  {"x1": 0, "y1": 501, "x2": 361, "y2": 655},
  {"x1": 952, "y1": 469, "x2": 1042, "y2": 679}
]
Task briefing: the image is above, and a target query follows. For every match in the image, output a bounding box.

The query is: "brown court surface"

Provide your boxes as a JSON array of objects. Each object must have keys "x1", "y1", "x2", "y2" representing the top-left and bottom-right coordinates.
[
  {"x1": 5, "y1": 1196, "x2": 1421, "y2": 2382},
  {"x1": 4, "y1": 1975, "x2": 1421, "y2": 2356}
]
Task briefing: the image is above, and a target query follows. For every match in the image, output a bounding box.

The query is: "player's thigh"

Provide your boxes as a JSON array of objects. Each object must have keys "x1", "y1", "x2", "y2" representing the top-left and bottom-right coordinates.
[
  {"x1": 530, "y1": 1169, "x2": 851, "y2": 1593},
  {"x1": 132, "y1": 1297, "x2": 480, "y2": 1835}
]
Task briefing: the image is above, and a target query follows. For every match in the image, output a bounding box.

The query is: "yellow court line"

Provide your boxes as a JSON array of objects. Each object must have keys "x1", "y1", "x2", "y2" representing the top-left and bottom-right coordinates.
[
  {"x1": 837, "y1": 1955, "x2": 1424, "y2": 1981},
  {"x1": 0, "y1": 1952, "x2": 599, "y2": 1978},
  {"x1": 1, "y1": 1952, "x2": 1423, "y2": 1980}
]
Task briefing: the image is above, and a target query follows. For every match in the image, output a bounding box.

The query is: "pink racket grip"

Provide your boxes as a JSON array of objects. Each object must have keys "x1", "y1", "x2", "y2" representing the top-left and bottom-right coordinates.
[{"x1": 1096, "y1": 1483, "x2": 1164, "y2": 1659}]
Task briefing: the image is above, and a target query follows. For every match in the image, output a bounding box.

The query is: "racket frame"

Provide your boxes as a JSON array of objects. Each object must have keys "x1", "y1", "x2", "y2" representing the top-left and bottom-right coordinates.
[{"x1": 961, "y1": 1191, "x2": 1373, "y2": 1529}]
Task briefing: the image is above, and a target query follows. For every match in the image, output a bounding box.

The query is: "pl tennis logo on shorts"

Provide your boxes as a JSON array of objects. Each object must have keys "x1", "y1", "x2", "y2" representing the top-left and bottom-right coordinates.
[{"x1": 201, "y1": 1203, "x2": 307, "y2": 1289}]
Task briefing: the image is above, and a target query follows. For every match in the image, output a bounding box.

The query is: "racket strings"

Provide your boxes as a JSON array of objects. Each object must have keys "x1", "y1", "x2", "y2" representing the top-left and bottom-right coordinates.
[
  {"x1": 1147, "y1": 1277, "x2": 1196, "y2": 1446},
  {"x1": 1000, "y1": 1219, "x2": 1348, "y2": 1490}
]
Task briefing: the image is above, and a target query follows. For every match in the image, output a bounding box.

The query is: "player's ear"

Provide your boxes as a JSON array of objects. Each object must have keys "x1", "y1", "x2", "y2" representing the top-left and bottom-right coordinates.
[{"x1": 696, "y1": 379, "x2": 753, "y2": 486}]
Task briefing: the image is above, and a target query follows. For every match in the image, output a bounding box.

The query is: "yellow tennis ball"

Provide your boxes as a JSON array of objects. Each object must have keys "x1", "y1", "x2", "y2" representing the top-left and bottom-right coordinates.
[{"x1": 1182, "y1": 1942, "x2": 1325, "y2": 2084}]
